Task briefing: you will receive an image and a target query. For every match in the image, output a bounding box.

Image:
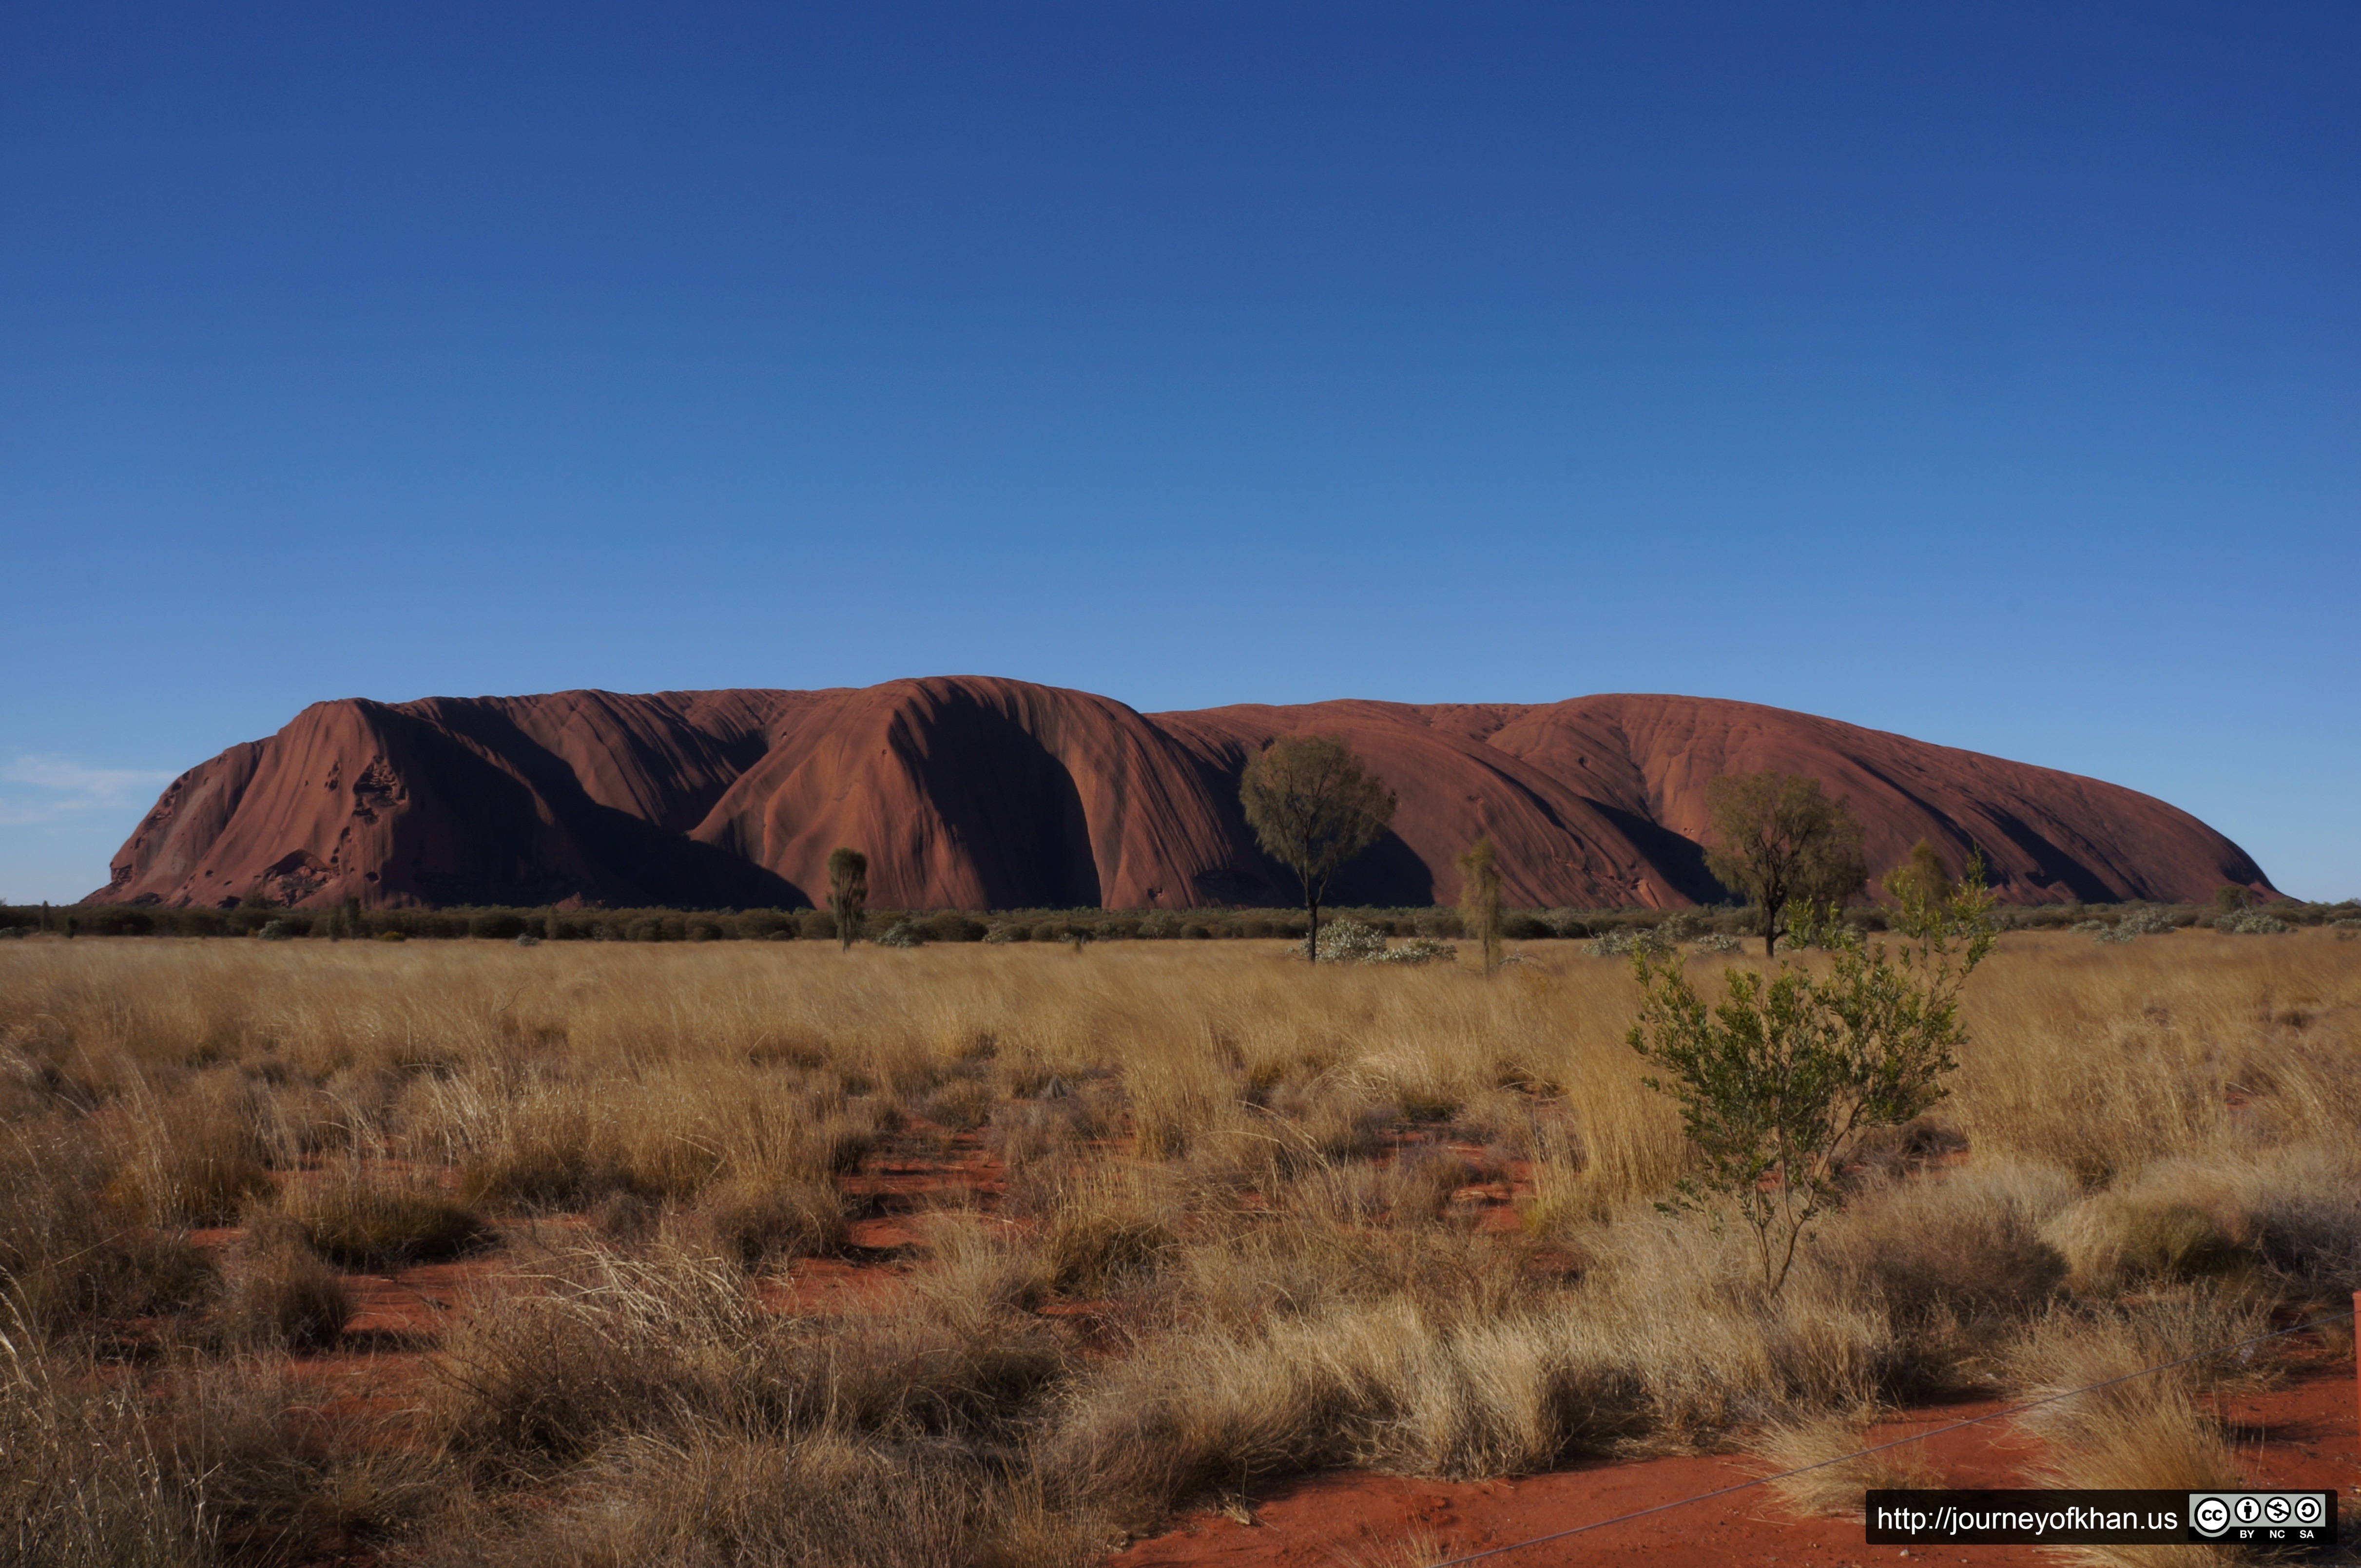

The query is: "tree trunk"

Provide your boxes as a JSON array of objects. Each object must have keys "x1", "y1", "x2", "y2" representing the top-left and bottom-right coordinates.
[{"x1": 1306, "y1": 891, "x2": 1320, "y2": 962}]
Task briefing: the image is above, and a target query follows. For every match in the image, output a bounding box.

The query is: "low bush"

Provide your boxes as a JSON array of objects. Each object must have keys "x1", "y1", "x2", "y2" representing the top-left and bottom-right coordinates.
[
  {"x1": 1315, "y1": 921, "x2": 1388, "y2": 963},
  {"x1": 1758, "y1": 1412, "x2": 1943, "y2": 1517},
  {"x1": 689, "y1": 1176, "x2": 849, "y2": 1267},
  {"x1": 1585, "y1": 926, "x2": 1668, "y2": 958},
  {"x1": 1370, "y1": 937, "x2": 1456, "y2": 965},
  {"x1": 220, "y1": 1237, "x2": 352, "y2": 1351},
  {"x1": 927, "y1": 911, "x2": 987, "y2": 943},
  {"x1": 1038, "y1": 1173, "x2": 1180, "y2": 1297},
  {"x1": 284, "y1": 1173, "x2": 486, "y2": 1269}
]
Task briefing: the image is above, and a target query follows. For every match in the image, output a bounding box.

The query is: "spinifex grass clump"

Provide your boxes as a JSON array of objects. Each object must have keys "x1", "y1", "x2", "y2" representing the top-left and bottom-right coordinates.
[{"x1": 283, "y1": 1171, "x2": 486, "y2": 1268}]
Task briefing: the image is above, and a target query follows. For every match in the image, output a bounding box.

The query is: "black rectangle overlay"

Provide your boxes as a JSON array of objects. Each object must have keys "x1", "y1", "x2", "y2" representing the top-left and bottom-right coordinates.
[{"x1": 1866, "y1": 1489, "x2": 2337, "y2": 1547}]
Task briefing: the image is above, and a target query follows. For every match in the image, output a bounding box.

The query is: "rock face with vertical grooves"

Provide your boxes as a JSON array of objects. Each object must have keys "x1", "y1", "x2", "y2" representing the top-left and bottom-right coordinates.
[{"x1": 88, "y1": 677, "x2": 2275, "y2": 911}]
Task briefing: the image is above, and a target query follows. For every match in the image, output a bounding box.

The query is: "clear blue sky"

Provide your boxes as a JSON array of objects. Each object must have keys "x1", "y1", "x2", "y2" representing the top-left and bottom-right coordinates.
[{"x1": 2, "y1": 3, "x2": 2354, "y2": 904}]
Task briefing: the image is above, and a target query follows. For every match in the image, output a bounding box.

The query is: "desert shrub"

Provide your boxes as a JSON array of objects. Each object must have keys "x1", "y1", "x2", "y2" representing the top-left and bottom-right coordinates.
[
  {"x1": 1037, "y1": 1171, "x2": 1181, "y2": 1296},
  {"x1": 1758, "y1": 1411, "x2": 1942, "y2": 1517},
  {"x1": 1381, "y1": 1144, "x2": 1478, "y2": 1222},
  {"x1": 1689, "y1": 932, "x2": 1742, "y2": 955},
  {"x1": 0, "y1": 1126, "x2": 217, "y2": 1333},
  {"x1": 1500, "y1": 914, "x2": 1552, "y2": 941},
  {"x1": 375, "y1": 929, "x2": 408, "y2": 942},
  {"x1": 1, "y1": 1328, "x2": 207, "y2": 1562},
  {"x1": 78, "y1": 908, "x2": 156, "y2": 937},
  {"x1": 2215, "y1": 907, "x2": 2290, "y2": 934},
  {"x1": 2007, "y1": 1290, "x2": 2263, "y2": 1524},
  {"x1": 689, "y1": 1176, "x2": 849, "y2": 1267},
  {"x1": 874, "y1": 920, "x2": 927, "y2": 948},
  {"x1": 1585, "y1": 926, "x2": 1667, "y2": 958},
  {"x1": 990, "y1": 1099, "x2": 1085, "y2": 1173},
  {"x1": 1369, "y1": 936, "x2": 1455, "y2": 966},
  {"x1": 1803, "y1": 1160, "x2": 2075, "y2": 1391},
  {"x1": 1315, "y1": 921, "x2": 1388, "y2": 963},
  {"x1": 921, "y1": 1074, "x2": 998, "y2": 1131},
  {"x1": 746, "y1": 1027, "x2": 828, "y2": 1071},
  {"x1": 1259, "y1": 1082, "x2": 1391, "y2": 1169},
  {"x1": 220, "y1": 1232, "x2": 352, "y2": 1351},
  {"x1": 284, "y1": 1172, "x2": 485, "y2": 1268},
  {"x1": 796, "y1": 909, "x2": 837, "y2": 940},
  {"x1": 927, "y1": 911, "x2": 987, "y2": 943},
  {"x1": 1628, "y1": 879, "x2": 1993, "y2": 1292},
  {"x1": 468, "y1": 912, "x2": 528, "y2": 941},
  {"x1": 256, "y1": 920, "x2": 293, "y2": 941},
  {"x1": 591, "y1": 1190, "x2": 661, "y2": 1245},
  {"x1": 1051, "y1": 1210, "x2": 1897, "y2": 1530},
  {"x1": 2046, "y1": 1196, "x2": 2245, "y2": 1293},
  {"x1": 2042, "y1": 1143, "x2": 2361, "y2": 1297},
  {"x1": 402, "y1": 1426, "x2": 1087, "y2": 1568},
  {"x1": 105, "y1": 1077, "x2": 278, "y2": 1225},
  {"x1": 430, "y1": 1243, "x2": 1061, "y2": 1471}
]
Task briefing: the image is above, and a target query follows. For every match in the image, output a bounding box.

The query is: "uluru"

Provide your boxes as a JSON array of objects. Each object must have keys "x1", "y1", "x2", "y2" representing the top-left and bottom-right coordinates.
[{"x1": 87, "y1": 677, "x2": 2275, "y2": 913}]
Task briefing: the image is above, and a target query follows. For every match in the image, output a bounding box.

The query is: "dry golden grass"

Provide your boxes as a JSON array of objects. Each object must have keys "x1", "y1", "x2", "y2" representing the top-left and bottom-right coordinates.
[
  {"x1": 1755, "y1": 1410, "x2": 1944, "y2": 1518},
  {"x1": 0, "y1": 928, "x2": 2354, "y2": 1564}
]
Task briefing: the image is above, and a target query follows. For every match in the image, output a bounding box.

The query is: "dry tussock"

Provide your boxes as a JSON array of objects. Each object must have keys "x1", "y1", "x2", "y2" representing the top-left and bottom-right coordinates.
[
  {"x1": 1755, "y1": 1410, "x2": 1943, "y2": 1518},
  {"x1": 0, "y1": 930, "x2": 2354, "y2": 1561}
]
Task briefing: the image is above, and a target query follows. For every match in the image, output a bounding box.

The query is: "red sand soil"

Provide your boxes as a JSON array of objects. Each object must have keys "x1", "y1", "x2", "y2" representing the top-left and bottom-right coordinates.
[{"x1": 88, "y1": 679, "x2": 2271, "y2": 912}]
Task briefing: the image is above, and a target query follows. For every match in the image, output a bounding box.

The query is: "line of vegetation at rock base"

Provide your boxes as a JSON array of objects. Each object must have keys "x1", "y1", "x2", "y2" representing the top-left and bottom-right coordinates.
[{"x1": 6, "y1": 896, "x2": 2357, "y2": 945}]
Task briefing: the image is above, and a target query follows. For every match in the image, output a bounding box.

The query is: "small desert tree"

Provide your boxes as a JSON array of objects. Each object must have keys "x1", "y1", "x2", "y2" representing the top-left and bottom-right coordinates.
[
  {"x1": 826, "y1": 848, "x2": 868, "y2": 953},
  {"x1": 1239, "y1": 734, "x2": 1396, "y2": 963},
  {"x1": 1628, "y1": 857, "x2": 1996, "y2": 1293},
  {"x1": 1457, "y1": 835, "x2": 1504, "y2": 975},
  {"x1": 1880, "y1": 837, "x2": 1955, "y2": 907},
  {"x1": 1703, "y1": 771, "x2": 1868, "y2": 956}
]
